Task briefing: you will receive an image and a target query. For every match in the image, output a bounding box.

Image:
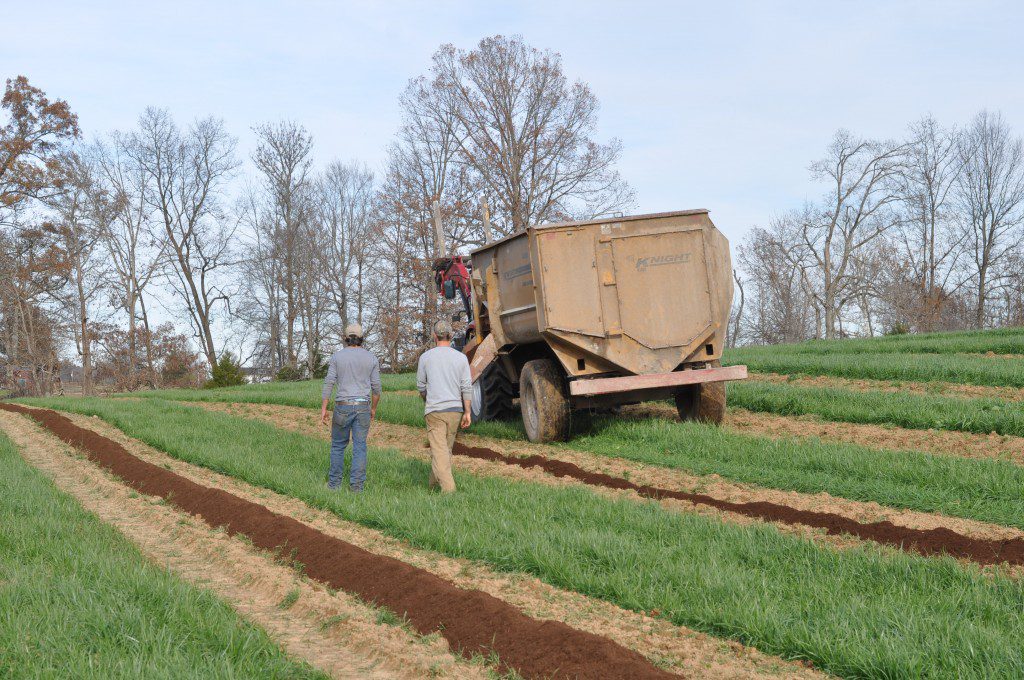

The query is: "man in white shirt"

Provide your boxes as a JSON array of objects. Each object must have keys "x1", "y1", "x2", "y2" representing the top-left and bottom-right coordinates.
[{"x1": 415, "y1": 321, "x2": 472, "y2": 493}]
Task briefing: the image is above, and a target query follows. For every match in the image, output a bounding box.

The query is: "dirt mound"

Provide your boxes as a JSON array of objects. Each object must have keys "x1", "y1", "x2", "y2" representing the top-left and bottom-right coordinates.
[
  {"x1": 0, "y1": 403, "x2": 673, "y2": 680},
  {"x1": 451, "y1": 442, "x2": 1024, "y2": 568}
]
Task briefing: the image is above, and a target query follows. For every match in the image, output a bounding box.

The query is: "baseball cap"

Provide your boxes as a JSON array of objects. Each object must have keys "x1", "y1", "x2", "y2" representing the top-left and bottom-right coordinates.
[{"x1": 344, "y1": 323, "x2": 364, "y2": 338}]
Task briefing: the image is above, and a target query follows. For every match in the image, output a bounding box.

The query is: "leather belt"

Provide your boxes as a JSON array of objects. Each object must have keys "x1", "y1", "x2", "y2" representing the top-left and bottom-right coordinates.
[{"x1": 336, "y1": 400, "x2": 370, "y2": 406}]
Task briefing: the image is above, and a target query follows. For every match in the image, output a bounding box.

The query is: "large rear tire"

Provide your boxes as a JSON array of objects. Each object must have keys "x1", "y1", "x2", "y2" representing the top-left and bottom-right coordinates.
[
  {"x1": 674, "y1": 362, "x2": 727, "y2": 424},
  {"x1": 520, "y1": 359, "x2": 571, "y2": 443},
  {"x1": 470, "y1": 363, "x2": 516, "y2": 422}
]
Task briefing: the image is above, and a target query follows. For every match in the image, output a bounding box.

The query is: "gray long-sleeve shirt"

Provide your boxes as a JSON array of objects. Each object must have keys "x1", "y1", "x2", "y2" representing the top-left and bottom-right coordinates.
[
  {"x1": 416, "y1": 346, "x2": 472, "y2": 414},
  {"x1": 321, "y1": 347, "x2": 382, "y2": 402}
]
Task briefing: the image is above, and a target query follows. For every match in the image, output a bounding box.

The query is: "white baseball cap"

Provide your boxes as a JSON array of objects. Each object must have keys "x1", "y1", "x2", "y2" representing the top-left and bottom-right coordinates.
[{"x1": 344, "y1": 323, "x2": 364, "y2": 338}]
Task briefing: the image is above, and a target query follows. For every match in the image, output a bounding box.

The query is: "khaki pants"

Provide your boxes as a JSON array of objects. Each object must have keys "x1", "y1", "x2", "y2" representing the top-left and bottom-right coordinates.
[{"x1": 425, "y1": 411, "x2": 462, "y2": 493}]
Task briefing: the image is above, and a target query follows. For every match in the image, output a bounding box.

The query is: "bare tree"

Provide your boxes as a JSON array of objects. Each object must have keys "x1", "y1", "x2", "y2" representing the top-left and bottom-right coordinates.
[
  {"x1": 429, "y1": 35, "x2": 634, "y2": 233},
  {"x1": 46, "y1": 152, "x2": 111, "y2": 394},
  {"x1": 737, "y1": 221, "x2": 819, "y2": 344},
  {"x1": 893, "y1": 116, "x2": 965, "y2": 330},
  {"x1": 95, "y1": 133, "x2": 165, "y2": 387},
  {"x1": 792, "y1": 131, "x2": 905, "y2": 338},
  {"x1": 130, "y1": 107, "x2": 239, "y2": 368},
  {"x1": 251, "y1": 121, "x2": 315, "y2": 369},
  {"x1": 379, "y1": 81, "x2": 482, "y2": 351},
  {"x1": 316, "y1": 160, "x2": 375, "y2": 336},
  {"x1": 955, "y1": 110, "x2": 1024, "y2": 327}
]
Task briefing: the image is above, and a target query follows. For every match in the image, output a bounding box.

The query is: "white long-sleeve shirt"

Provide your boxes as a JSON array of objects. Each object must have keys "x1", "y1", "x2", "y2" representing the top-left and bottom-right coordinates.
[{"x1": 416, "y1": 346, "x2": 472, "y2": 414}]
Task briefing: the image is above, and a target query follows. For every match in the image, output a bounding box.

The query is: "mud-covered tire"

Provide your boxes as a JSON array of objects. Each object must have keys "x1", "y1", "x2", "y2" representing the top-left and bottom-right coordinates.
[
  {"x1": 674, "y1": 361, "x2": 727, "y2": 424},
  {"x1": 470, "y1": 363, "x2": 516, "y2": 422},
  {"x1": 674, "y1": 381, "x2": 726, "y2": 424},
  {"x1": 520, "y1": 359, "x2": 571, "y2": 443}
]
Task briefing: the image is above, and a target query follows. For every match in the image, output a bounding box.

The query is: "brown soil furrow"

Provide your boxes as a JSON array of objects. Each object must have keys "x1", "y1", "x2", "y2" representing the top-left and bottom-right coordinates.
[
  {"x1": 749, "y1": 371, "x2": 1024, "y2": 402},
  {"x1": 622, "y1": 403, "x2": 1024, "y2": 465},
  {"x1": 446, "y1": 442, "x2": 1024, "y2": 565},
  {"x1": 0, "y1": 410, "x2": 477, "y2": 680},
  {"x1": 197, "y1": 401, "x2": 1024, "y2": 571},
  {"x1": 0, "y1": 403, "x2": 672, "y2": 680},
  {"x1": 83, "y1": 404, "x2": 824, "y2": 679}
]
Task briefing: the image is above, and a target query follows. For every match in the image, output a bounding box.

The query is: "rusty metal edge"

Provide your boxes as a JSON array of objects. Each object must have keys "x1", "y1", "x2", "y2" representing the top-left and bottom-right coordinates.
[{"x1": 568, "y1": 364, "x2": 748, "y2": 397}]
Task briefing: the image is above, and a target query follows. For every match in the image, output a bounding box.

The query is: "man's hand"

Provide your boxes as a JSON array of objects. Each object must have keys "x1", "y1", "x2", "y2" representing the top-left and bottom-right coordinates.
[
  {"x1": 460, "y1": 412, "x2": 471, "y2": 429},
  {"x1": 321, "y1": 398, "x2": 330, "y2": 426}
]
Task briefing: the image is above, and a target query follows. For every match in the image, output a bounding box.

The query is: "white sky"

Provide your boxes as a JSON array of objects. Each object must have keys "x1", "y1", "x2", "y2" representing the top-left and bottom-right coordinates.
[
  {"x1": 5, "y1": 0, "x2": 1023, "y2": 245},
  {"x1": 5, "y1": 0, "x2": 1024, "y2": 356}
]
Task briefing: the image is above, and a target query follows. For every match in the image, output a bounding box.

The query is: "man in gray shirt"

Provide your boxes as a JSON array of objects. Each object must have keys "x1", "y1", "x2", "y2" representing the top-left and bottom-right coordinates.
[
  {"x1": 416, "y1": 320, "x2": 472, "y2": 493},
  {"x1": 320, "y1": 323, "x2": 382, "y2": 492}
]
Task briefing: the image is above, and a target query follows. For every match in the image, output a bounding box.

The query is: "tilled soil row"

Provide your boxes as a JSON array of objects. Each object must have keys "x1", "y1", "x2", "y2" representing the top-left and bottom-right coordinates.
[
  {"x1": 448, "y1": 441, "x2": 1024, "y2": 567},
  {"x1": 200, "y1": 400, "x2": 1024, "y2": 568},
  {"x1": 0, "y1": 403, "x2": 672, "y2": 680},
  {"x1": 0, "y1": 409, "x2": 474, "y2": 680}
]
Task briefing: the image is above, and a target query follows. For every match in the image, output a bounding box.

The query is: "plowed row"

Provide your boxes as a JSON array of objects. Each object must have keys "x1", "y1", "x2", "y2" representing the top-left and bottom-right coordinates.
[
  {"x1": 450, "y1": 439, "x2": 1024, "y2": 566},
  {"x1": 0, "y1": 403, "x2": 671, "y2": 680}
]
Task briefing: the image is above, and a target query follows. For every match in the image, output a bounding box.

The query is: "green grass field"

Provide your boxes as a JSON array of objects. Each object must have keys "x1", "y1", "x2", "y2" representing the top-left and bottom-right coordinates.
[
  {"x1": 12, "y1": 325, "x2": 1024, "y2": 679},
  {"x1": 725, "y1": 326, "x2": 1024, "y2": 356},
  {"x1": 13, "y1": 396, "x2": 1024, "y2": 679},
  {"x1": 724, "y1": 349, "x2": 1024, "y2": 387},
  {"x1": 0, "y1": 431, "x2": 326, "y2": 680},
  {"x1": 101, "y1": 381, "x2": 1024, "y2": 530},
  {"x1": 728, "y1": 380, "x2": 1024, "y2": 435}
]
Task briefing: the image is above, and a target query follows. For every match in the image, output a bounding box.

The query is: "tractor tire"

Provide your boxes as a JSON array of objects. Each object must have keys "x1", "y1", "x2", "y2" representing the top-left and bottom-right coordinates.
[
  {"x1": 520, "y1": 359, "x2": 571, "y2": 443},
  {"x1": 674, "y1": 363, "x2": 727, "y2": 425},
  {"x1": 470, "y1": 363, "x2": 516, "y2": 423}
]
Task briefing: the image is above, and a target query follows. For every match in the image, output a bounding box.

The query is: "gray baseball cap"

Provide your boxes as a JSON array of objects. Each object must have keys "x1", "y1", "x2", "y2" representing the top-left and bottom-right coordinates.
[{"x1": 433, "y1": 320, "x2": 453, "y2": 339}]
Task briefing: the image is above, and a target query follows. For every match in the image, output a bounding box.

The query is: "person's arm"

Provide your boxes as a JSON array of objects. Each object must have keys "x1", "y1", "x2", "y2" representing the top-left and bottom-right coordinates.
[
  {"x1": 320, "y1": 355, "x2": 337, "y2": 425},
  {"x1": 370, "y1": 357, "x2": 382, "y2": 419},
  {"x1": 459, "y1": 356, "x2": 473, "y2": 429},
  {"x1": 416, "y1": 355, "x2": 427, "y2": 401}
]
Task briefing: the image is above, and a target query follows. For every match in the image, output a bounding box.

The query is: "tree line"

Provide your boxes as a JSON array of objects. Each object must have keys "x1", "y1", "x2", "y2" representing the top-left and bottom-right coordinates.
[
  {"x1": 3, "y1": 35, "x2": 1023, "y2": 396},
  {"x1": 731, "y1": 113, "x2": 1024, "y2": 345},
  {"x1": 0, "y1": 36, "x2": 633, "y2": 395}
]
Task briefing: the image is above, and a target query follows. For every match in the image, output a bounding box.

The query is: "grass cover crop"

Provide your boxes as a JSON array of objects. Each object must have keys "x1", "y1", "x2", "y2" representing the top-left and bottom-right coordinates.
[
  {"x1": 18, "y1": 397, "x2": 1024, "y2": 678},
  {"x1": 0, "y1": 431, "x2": 326, "y2": 680},
  {"x1": 101, "y1": 387, "x2": 1024, "y2": 531},
  {"x1": 723, "y1": 326, "x2": 1024, "y2": 356},
  {"x1": 724, "y1": 350, "x2": 1024, "y2": 387},
  {"x1": 728, "y1": 380, "x2": 1024, "y2": 437}
]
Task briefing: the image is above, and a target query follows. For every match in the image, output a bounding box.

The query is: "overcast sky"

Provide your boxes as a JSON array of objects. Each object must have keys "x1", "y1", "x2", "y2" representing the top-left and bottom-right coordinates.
[{"x1": 6, "y1": 0, "x2": 1023, "y2": 247}]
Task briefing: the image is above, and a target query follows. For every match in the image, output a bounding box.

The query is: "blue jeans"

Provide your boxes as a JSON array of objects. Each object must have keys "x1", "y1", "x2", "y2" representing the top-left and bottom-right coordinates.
[{"x1": 329, "y1": 403, "x2": 371, "y2": 489}]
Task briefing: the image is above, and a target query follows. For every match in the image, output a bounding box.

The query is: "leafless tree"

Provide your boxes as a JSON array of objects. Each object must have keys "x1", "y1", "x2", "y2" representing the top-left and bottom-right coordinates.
[
  {"x1": 46, "y1": 152, "x2": 112, "y2": 394},
  {"x1": 377, "y1": 81, "x2": 482, "y2": 353},
  {"x1": 792, "y1": 131, "x2": 906, "y2": 338},
  {"x1": 251, "y1": 121, "x2": 315, "y2": 369},
  {"x1": 954, "y1": 110, "x2": 1024, "y2": 327},
  {"x1": 891, "y1": 115, "x2": 965, "y2": 330},
  {"x1": 315, "y1": 160, "x2": 375, "y2": 336},
  {"x1": 95, "y1": 133, "x2": 165, "y2": 387},
  {"x1": 737, "y1": 220, "x2": 819, "y2": 344},
  {"x1": 429, "y1": 35, "x2": 634, "y2": 233},
  {"x1": 130, "y1": 107, "x2": 239, "y2": 369}
]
